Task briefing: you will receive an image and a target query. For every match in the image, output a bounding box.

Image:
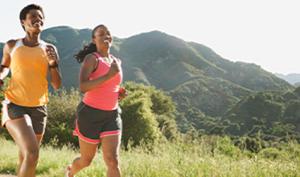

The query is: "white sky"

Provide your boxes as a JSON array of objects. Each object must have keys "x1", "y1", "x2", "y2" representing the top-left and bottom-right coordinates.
[{"x1": 1, "y1": 0, "x2": 299, "y2": 74}]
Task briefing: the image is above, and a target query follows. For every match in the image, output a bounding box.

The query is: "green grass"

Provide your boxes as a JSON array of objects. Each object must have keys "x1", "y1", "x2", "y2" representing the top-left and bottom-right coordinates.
[{"x1": 0, "y1": 137, "x2": 299, "y2": 177}]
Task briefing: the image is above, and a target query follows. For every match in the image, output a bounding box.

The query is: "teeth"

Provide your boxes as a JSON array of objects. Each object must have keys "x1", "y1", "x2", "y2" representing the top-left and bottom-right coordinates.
[{"x1": 34, "y1": 22, "x2": 41, "y2": 25}]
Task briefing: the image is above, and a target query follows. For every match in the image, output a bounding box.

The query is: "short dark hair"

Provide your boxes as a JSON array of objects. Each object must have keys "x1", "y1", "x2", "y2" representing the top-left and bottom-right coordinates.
[{"x1": 19, "y1": 4, "x2": 44, "y2": 21}]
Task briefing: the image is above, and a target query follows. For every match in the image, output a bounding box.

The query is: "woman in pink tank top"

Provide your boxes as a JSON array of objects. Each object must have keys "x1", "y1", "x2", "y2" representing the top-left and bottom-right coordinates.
[{"x1": 66, "y1": 24, "x2": 126, "y2": 177}]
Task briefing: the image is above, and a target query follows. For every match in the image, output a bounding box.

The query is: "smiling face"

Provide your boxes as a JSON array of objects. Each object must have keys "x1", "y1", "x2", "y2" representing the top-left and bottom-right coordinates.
[
  {"x1": 92, "y1": 25, "x2": 113, "y2": 52},
  {"x1": 21, "y1": 9, "x2": 44, "y2": 33}
]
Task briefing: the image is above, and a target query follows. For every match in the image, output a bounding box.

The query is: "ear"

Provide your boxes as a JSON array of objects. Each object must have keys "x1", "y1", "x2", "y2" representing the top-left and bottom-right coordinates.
[
  {"x1": 92, "y1": 38, "x2": 96, "y2": 44},
  {"x1": 20, "y1": 19, "x2": 26, "y2": 28}
]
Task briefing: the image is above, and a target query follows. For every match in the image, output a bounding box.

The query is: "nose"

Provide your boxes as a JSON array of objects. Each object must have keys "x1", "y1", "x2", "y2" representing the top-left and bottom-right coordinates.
[
  {"x1": 37, "y1": 15, "x2": 43, "y2": 21},
  {"x1": 107, "y1": 35, "x2": 112, "y2": 41}
]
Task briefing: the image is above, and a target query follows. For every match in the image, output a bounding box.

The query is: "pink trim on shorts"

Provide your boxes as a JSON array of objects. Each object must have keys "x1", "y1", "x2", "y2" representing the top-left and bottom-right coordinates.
[
  {"x1": 100, "y1": 130, "x2": 121, "y2": 138},
  {"x1": 73, "y1": 120, "x2": 100, "y2": 144}
]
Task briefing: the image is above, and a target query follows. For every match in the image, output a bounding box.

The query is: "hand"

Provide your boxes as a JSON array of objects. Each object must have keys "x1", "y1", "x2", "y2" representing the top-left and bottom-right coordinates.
[
  {"x1": 46, "y1": 45, "x2": 58, "y2": 66},
  {"x1": 118, "y1": 87, "x2": 127, "y2": 100},
  {"x1": 107, "y1": 59, "x2": 120, "y2": 78}
]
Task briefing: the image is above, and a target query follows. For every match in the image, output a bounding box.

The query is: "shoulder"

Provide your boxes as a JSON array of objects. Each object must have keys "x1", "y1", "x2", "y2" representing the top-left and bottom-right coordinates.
[
  {"x1": 4, "y1": 39, "x2": 17, "y2": 52},
  {"x1": 83, "y1": 53, "x2": 98, "y2": 65},
  {"x1": 81, "y1": 53, "x2": 98, "y2": 73},
  {"x1": 2, "y1": 39, "x2": 17, "y2": 63},
  {"x1": 110, "y1": 55, "x2": 122, "y2": 63},
  {"x1": 6, "y1": 39, "x2": 17, "y2": 47}
]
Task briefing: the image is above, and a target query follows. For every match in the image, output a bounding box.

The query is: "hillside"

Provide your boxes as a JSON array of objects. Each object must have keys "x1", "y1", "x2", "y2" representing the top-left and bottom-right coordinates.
[
  {"x1": 0, "y1": 26, "x2": 294, "y2": 132},
  {"x1": 224, "y1": 87, "x2": 300, "y2": 139},
  {"x1": 276, "y1": 73, "x2": 300, "y2": 85}
]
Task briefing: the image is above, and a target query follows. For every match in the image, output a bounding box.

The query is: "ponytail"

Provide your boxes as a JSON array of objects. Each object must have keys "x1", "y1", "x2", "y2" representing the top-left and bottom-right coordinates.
[
  {"x1": 74, "y1": 42, "x2": 97, "y2": 63},
  {"x1": 74, "y1": 24, "x2": 107, "y2": 63}
]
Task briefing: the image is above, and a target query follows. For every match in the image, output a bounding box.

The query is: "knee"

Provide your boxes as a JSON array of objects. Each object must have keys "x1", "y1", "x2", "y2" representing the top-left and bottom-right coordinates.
[
  {"x1": 80, "y1": 157, "x2": 93, "y2": 167},
  {"x1": 104, "y1": 154, "x2": 119, "y2": 169},
  {"x1": 24, "y1": 148, "x2": 39, "y2": 164}
]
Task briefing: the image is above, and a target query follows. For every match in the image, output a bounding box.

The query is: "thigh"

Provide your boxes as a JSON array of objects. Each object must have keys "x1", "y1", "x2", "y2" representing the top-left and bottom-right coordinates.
[
  {"x1": 36, "y1": 134, "x2": 44, "y2": 145},
  {"x1": 27, "y1": 106, "x2": 47, "y2": 135},
  {"x1": 101, "y1": 134, "x2": 121, "y2": 158},
  {"x1": 5, "y1": 117, "x2": 39, "y2": 153},
  {"x1": 79, "y1": 138, "x2": 98, "y2": 160}
]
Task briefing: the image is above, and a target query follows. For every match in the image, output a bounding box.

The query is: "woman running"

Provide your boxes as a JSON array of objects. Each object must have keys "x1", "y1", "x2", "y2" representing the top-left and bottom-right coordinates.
[
  {"x1": 66, "y1": 24, "x2": 126, "y2": 177},
  {"x1": 0, "y1": 4, "x2": 62, "y2": 177}
]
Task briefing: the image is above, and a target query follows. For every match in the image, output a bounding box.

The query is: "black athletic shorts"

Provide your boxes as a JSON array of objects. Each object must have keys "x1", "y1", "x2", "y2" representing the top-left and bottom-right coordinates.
[
  {"x1": 1, "y1": 100, "x2": 47, "y2": 135},
  {"x1": 73, "y1": 102, "x2": 122, "y2": 144}
]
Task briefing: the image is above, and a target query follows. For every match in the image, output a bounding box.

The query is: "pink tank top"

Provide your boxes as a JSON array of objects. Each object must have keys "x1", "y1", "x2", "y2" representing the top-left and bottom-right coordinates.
[{"x1": 83, "y1": 53, "x2": 123, "y2": 110}]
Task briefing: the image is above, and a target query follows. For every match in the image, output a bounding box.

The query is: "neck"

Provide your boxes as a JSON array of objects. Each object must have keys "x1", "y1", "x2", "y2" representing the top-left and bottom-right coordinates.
[
  {"x1": 96, "y1": 49, "x2": 109, "y2": 58},
  {"x1": 23, "y1": 32, "x2": 41, "y2": 47}
]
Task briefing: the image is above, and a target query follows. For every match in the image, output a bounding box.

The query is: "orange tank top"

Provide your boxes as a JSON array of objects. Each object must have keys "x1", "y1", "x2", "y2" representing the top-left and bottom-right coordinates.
[{"x1": 5, "y1": 39, "x2": 49, "y2": 107}]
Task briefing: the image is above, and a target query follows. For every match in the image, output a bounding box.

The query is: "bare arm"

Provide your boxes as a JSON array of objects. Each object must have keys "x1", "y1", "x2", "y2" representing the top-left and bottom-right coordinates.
[
  {"x1": 46, "y1": 44, "x2": 62, "y2": 90},
  {"x1": 79, "y1": 54, "x2": 120, "y2": 93},
  {"x1": 0, "y1": 40, "x2": 15, "y2": 84}
]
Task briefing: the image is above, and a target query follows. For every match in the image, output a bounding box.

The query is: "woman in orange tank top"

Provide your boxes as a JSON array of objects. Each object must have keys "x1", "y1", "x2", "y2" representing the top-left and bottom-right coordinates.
[
  {"x1": 0, "y1": 4, "x2": 62, "y2": 177},
  {"x1": 65, "y1": 24, "x2": 126, "y2": 177}
]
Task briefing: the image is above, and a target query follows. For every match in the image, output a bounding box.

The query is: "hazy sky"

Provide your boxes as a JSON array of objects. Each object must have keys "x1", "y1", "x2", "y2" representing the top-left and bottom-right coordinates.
[{"x1": 1, "y1": 0, "x2": 299, "y2": 74}]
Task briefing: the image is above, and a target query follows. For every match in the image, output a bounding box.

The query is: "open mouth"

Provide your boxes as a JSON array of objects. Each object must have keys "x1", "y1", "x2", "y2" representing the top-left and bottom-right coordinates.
[
  {"x1": 104, "y1": 39, "x2": 112, "y2": 44},
  {"x1": 32, "y1": 21, "x2": 43, "y2": 27}
]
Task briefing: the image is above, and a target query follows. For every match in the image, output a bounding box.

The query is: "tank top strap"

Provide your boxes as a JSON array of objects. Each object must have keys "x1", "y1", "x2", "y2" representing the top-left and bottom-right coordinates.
[
  {"x1": 10, "y1": 39, "x2": 23, "y2": 57},
  {"x1": 91, "y1": 52, "x2": 103, "y2": 73},
  {"x1": 92, "y1": 52, "x2": 102, "y2": 59},
  {"x1": 39, "y1": 40, "x2": 48, "y2": 50}
]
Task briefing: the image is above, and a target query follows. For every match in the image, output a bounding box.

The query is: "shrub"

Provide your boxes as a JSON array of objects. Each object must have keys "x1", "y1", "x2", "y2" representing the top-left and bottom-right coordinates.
[{"x1": 44, "y1": 88, "x2": 81, "y2": 146}]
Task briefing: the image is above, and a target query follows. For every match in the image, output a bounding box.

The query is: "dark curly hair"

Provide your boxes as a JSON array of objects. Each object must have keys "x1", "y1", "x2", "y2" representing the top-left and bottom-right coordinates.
[{"x1": 74, "y1": 24, "x2": 106, "y2": 63}]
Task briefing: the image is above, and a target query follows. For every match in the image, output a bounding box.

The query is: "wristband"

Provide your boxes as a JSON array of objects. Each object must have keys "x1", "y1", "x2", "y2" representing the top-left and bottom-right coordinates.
[
  {"x1": 49, "y1": 62, "x2": 59, "y2": 68},
  {"x1": 119, "y1": 87, "x2": 126, "y2": 94},
  {"x1": 0, "y1": 65, "x2": 9, "y2": 68}
]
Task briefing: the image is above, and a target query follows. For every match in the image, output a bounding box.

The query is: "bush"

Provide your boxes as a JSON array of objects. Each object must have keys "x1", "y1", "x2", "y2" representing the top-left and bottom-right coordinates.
[
  {"x1": 44, "y1": 88, "x2": 81, "y2": 146},
  {"x1": 1, "y1": 82, "x2": 179, "y2": 150},
  {"x1": 216, "y1": 136, "x2": 241, "y2": 157},
  {"x1": 121, "y1": 82, "x2": 179, "y2": 143},
  {"x1": 121, "y1": 91, "x2": 162, "y2": 149},
  {"x1": 235, "y1": 136, "x2": 263, "y2": 153},
  {"x1": 258, "y1": 147, "x2": 287, "y2": 160}
]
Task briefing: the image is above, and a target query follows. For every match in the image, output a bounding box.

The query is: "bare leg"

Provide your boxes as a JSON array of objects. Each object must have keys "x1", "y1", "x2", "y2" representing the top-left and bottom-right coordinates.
[
  {"x1": 68, "y1": 139, "x2": 98, "y2": 177},
  {"x1": 6, "y1": 118, "x2": 39, "y2": 177},
  {"x1": 101, "y1": 135, "x2": 121, "y2": 177},
  {"x1": 17, "y1": 134, "x2": 43, "y2": 174}
]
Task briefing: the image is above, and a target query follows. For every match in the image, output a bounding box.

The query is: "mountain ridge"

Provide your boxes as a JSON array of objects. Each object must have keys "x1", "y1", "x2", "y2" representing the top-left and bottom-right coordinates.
[
  {"x1": 276, "y1": 73, "x2": 300, "y2": 85},
  {"x1": 0, "y1": 26, "x2": 295, "y2": 133}
]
